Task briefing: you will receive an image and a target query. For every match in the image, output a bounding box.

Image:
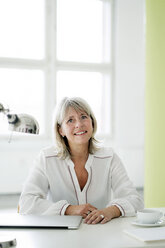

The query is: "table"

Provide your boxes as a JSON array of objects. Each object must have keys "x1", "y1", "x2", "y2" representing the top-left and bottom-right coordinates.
[{"x1": 0, "y1": 208, "x2": 165, "y2": 248}]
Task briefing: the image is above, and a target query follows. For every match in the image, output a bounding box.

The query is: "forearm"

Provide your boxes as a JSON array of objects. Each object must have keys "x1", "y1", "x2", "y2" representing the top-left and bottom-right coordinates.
[
  {"x1": 109, "y1": 194, "x2": 144, "y2": 217},
  {"x1": 19, "y1": 194, "x2": 69, "y2": 215},
  {"x1": 105, "y1": 205, "x2": 121, "y2": 219},
  {"x1": 111, "y1": 154, "x2": 144, "y2": 216}
]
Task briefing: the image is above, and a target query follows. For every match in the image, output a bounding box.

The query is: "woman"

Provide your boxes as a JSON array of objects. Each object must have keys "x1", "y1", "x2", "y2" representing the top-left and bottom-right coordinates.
[{"x1": 19, "y1": 97, "x2": 143, "y2": 224}]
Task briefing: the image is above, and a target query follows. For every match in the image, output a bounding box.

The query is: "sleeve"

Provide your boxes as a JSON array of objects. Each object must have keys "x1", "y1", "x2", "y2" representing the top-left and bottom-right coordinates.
[
  {"x1": 106, "y1": 153, "x2": 144, "y2": 217},
  {"x1": 19, "y1": 151, "x2": 70, "y2": 216}
]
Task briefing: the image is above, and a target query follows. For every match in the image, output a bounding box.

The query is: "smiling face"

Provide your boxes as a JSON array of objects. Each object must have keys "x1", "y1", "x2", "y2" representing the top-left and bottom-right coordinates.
[{"x1": 59, "y1": 107, "x2": 93, "y2": 149}]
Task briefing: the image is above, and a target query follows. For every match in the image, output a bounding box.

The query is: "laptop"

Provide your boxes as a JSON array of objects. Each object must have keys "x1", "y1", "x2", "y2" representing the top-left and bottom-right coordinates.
[{"x1": 0, "y1": 213, "x2": 82, "y2": 230}]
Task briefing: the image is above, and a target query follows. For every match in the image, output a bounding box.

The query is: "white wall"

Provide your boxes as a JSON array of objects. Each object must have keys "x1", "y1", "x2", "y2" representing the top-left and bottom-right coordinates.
[
  {"x1": 0, "y1": 139, "x2": 51, "y2": 193},
  {"x1": 99, "y1": 0, "x2": 145, "y2": 187},
  {"x1": 113, "y1": 0, "x2": 145, "y2": 187},
  {"x1": 0, "y1": 0, "x2": 145, "y2": 193}
]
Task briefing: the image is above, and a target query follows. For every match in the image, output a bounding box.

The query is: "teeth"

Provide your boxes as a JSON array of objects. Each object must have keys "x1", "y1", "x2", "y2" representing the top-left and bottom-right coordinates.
[{"x1": 75, "y1": 131, "x2": 86, "y2": 135}]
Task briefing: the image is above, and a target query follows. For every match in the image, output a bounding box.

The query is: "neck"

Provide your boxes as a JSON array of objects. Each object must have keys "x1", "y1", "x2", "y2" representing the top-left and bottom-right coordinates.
[{"x1": 70, "y1": 144, "x2": 89, "y2": 161}]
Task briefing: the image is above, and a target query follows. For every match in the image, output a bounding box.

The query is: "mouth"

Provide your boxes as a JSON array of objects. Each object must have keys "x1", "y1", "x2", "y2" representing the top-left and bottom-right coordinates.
[{"x1": 74, "y1": 131, "x2": 87, "y2": 136}]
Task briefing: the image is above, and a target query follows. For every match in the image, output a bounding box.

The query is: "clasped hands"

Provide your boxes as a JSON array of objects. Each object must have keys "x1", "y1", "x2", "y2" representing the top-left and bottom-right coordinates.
[{"x1": 65, "y1": 203, "x2": 121, "y2": 224}]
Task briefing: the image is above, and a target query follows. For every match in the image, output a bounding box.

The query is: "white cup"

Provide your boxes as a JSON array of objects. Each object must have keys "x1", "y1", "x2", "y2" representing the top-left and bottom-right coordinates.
[{"x1": 137, "y1": 209, "x2": 164, "y2": 224}]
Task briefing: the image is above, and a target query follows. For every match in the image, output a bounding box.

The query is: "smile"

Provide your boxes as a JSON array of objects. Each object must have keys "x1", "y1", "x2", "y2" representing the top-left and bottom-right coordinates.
[{"x1": 74, "y1": 131, "x2": 87, "y2": 135}]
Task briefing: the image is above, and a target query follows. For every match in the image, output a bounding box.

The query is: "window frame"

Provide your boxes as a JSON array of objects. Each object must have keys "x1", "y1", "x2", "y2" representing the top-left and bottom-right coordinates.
[{"x1": 0, "y1": 0, "x2": 115, "y2": 141}]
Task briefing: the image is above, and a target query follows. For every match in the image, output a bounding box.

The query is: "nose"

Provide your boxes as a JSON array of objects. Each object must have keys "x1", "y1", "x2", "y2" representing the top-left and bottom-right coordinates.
[{"x1": 75, "y1": 118, "x2": 83, "y2": 128}]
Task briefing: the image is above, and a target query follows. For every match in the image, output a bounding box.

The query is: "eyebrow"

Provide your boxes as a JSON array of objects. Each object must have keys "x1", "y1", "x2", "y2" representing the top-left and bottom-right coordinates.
[
  {"x1": 66, "y1": 112, "x2": 87, "y2": 119},
  {"x1": 67, "y1": 116, "x2": 74, "y2": 119}
]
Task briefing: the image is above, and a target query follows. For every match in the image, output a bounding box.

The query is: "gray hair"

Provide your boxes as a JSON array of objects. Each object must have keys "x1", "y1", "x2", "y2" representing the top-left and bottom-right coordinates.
[{"x1": 53, "y1": 97, "x2": 99, "y2": 159}]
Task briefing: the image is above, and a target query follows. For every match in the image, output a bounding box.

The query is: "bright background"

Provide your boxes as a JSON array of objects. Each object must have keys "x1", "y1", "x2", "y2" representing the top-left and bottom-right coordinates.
[{"x1": 0, "y1": 0, "x2": 145, "y2": 193}]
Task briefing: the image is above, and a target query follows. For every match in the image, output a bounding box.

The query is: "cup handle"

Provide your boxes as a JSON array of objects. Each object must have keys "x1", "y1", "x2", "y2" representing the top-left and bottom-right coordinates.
[{"x1": 160, "y1": 212, "x2": 164, "y2": 219}]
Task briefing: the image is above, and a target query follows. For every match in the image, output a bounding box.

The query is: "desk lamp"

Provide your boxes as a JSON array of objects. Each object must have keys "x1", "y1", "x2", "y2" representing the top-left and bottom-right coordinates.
[{"x1": 0, "y1": 103, "x2": 39, "y2": 134}]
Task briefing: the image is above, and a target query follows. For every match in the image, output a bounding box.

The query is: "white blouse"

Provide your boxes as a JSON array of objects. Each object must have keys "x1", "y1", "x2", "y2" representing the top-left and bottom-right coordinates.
[{"x1": 19, "y1": 146, "x2": 144, "y2": 216}]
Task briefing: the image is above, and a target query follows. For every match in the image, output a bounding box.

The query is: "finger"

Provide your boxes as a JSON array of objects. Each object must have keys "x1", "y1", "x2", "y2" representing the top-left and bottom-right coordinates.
[
  {"x1": 88, "y1": 206, "x2": 97, "y2": 212},
  {"x1": 89, "y1": 209, "x2": 97, "y2": 215},
  {"x1": 86, "y1": 210, "x2": 91, "y2": 215},
  {"x1": 84, "y1": 214, "x2": 93, "y2": 223},
  {"x1": 91, "y1": 215, "x2": 103, "y2": 224},
  {"x1": 84, "y1": 209, "x2": 93, "y2": 219},
  {"x1": 82, "y1": 213, "x2": 87, "y2": 219},
  {"x1": 100, "y1": 217, "x2": 109, "y2": 224},
  {"x1": 86, "y1": 213, "x2": 99, "y2": 224},
  {"x1": 91, "y1": 213, "x2": 106, "y2": 224},
  {"x1": 83, "y1": 210, "x2": 92, "y2": 219},
  {"x1": 84, "y1": 211, "x2": 96, "y2": 222},
  {"x1": 83, "y1": 207, "x2": 96, "y2": 217},
  {"x1": 85, "y1": 209, "x2": 96, "y2": 218},
  {"x1": 84, "y1": 215, "x2": 90, "y2": 223}
]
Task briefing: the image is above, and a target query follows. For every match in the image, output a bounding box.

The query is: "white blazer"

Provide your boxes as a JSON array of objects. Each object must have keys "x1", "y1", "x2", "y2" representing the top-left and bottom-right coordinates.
[{"x1": 19, "y1": 146, "x2": 144, "y2": 216}]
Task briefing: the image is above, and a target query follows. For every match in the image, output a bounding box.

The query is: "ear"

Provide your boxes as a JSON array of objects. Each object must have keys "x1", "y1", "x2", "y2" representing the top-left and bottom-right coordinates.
[{"x1": 59, "y1": 126, "x2": 65, "y2": 137}]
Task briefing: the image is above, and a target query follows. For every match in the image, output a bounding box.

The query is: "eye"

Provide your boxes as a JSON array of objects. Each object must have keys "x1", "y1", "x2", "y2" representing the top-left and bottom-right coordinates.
[
  {"x1": 81, "y1": 115, "x2": 88, "y2": 119},
  {"x1": 67, "y1": 118, "x2": 73, "y2": 123}
]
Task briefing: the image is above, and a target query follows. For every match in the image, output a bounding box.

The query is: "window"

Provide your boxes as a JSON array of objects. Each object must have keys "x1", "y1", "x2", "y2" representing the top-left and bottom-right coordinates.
[
  {"x1": 0, "y1": 0, "x2": 113, "y2": 137},
  {"x1": 0, "y1": 0, "x2": 44, "y2": 59},
  {"x1": 0, "y1": 0, "x2": 45, "y2": 135}
]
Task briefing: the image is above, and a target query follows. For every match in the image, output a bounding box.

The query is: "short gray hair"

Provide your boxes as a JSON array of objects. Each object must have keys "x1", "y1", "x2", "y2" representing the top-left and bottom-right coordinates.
[{"x1": 53, "y1": 97, "x2": 99, "y2": 159}]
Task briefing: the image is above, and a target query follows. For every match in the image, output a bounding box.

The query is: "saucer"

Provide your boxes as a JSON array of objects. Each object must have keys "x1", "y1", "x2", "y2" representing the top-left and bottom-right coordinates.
[{"x1": 131, "y1": 219, "x2": 165, "y2": 227}]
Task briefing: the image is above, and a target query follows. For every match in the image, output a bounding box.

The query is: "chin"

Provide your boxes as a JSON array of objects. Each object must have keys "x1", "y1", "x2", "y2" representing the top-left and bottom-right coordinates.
[{"x1": 75, "y1": 138, "x2": 91, "y2": 145}]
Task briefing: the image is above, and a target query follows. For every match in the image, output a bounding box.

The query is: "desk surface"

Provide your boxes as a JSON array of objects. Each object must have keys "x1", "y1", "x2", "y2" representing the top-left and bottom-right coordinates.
[{"x1": 0, "y1": 208, "x2": 165, "y2": 248}]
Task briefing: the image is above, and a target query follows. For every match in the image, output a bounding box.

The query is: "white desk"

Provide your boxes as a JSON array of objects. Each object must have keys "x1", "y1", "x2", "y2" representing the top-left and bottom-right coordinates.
[{"x1": 0, "y1": 208, "x2": 165, "y2": 248}]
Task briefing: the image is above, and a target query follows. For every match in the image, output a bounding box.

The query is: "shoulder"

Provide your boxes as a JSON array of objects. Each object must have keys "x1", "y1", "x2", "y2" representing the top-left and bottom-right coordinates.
[
  {"x1": 93, "y1": 148, "x2": 126, "y2": 173},
  {"x1": 93, "y1": 147, "x2": 114, "y2": 159},
  {"x1": 39, "y1": 146, "x2": 58, "y2": 158}
]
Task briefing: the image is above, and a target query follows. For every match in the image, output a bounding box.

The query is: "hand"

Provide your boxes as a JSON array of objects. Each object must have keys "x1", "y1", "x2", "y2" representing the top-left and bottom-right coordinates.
[
  {"x1": 65, "y1": 204, "x2": 97, "y2": 218},
  {"x1": 84, "y1": 205, "x2": 121, "y2": 224}
]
